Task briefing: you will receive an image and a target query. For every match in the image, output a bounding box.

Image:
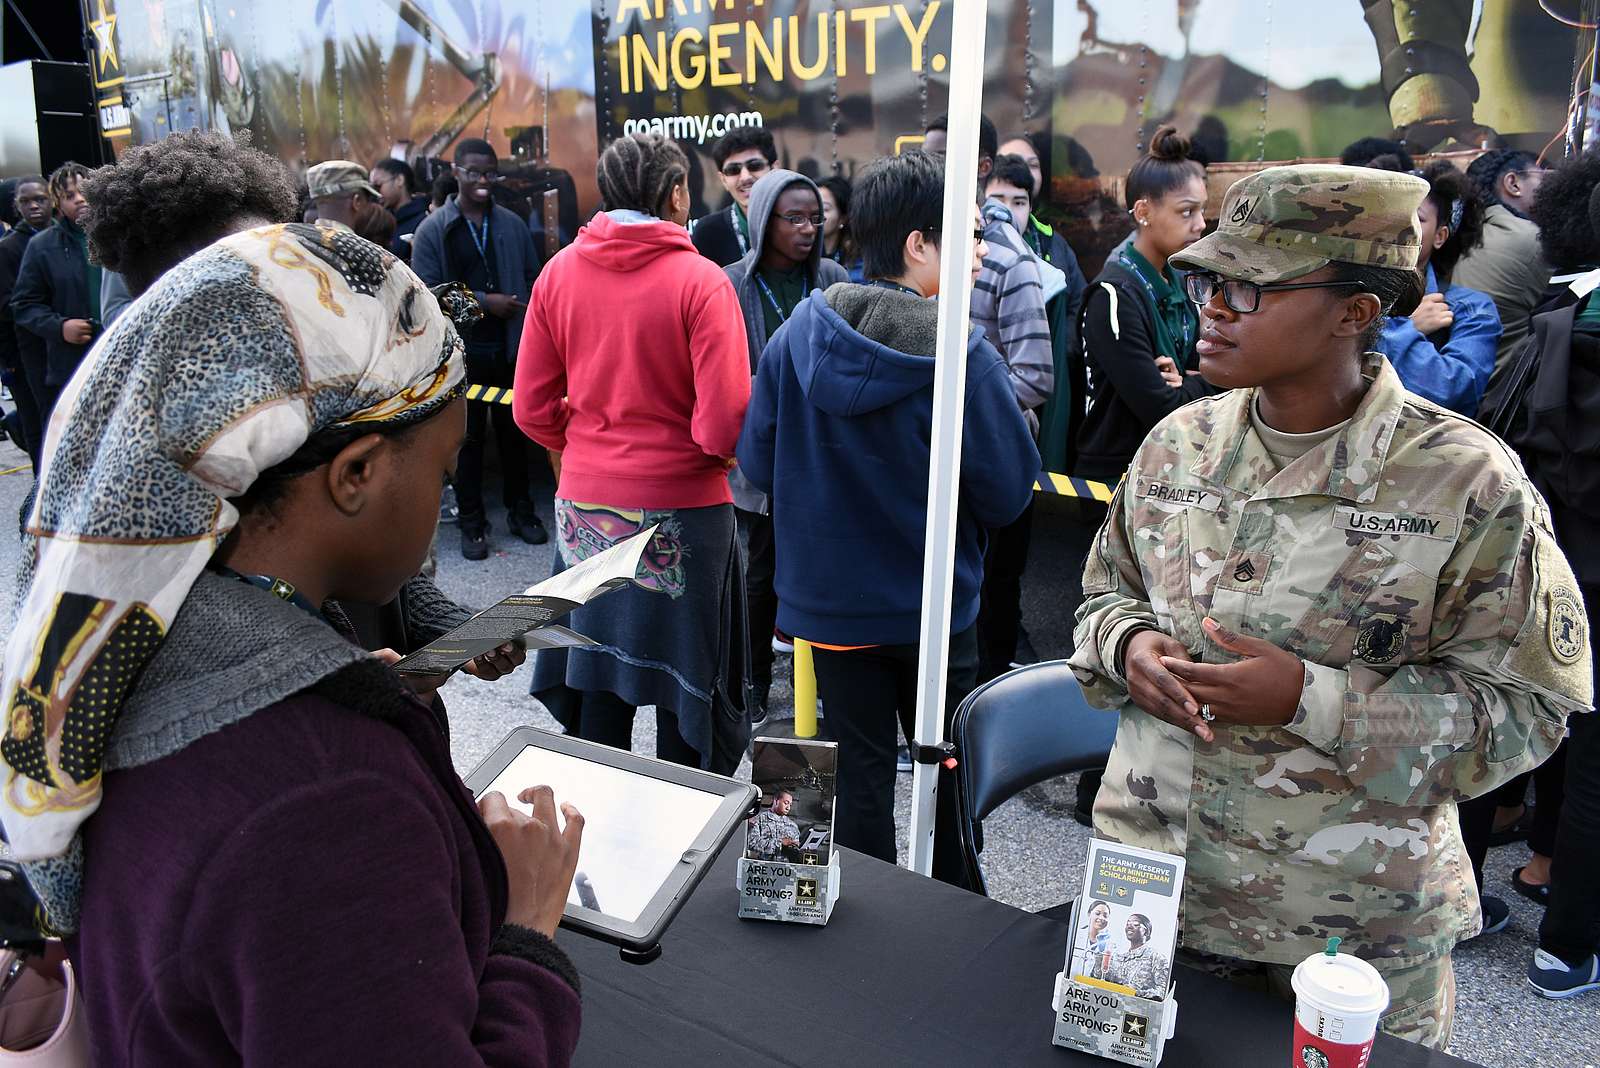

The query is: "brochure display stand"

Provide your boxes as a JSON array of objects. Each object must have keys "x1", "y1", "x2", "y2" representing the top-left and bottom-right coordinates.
[
  {"x1": 736, "y1": 852, "x2": 841, "y2": 925},
  {"x1": 736, "y1": 738, "x2": 840, "y2": 926},
  {"x1": 1051, "y1": 840, "x2": 1187, "y2": 1065}
]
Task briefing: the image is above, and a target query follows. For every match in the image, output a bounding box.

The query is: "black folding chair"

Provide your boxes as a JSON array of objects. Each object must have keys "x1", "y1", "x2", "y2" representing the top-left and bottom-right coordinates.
[{"x1": 950, "y1": 660, "x2": 1118, "y2": 900}]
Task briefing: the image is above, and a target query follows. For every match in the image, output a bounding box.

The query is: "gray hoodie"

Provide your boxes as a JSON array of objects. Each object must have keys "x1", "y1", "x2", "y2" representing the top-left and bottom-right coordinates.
[{"x1": 724, "y1": 169, "x2": 849, "y2": 512}]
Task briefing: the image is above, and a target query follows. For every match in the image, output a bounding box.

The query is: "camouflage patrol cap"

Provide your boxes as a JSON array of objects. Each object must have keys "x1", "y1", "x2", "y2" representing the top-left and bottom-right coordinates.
[
  {"x1": 1170, "y1": 164, "x2": 1428, "y2": 289},
  {"x1": 307, "y1": 160, "x2": 381, "y2": 201}
]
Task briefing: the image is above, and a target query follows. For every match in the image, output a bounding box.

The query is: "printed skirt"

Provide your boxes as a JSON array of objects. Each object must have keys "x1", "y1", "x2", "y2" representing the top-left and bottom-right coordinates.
[{"x1": 530, "y1": 499, "x2": 751, "y2": 774}]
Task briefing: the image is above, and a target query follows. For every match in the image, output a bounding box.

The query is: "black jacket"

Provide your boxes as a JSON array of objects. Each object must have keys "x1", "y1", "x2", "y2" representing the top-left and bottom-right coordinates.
[
  {"x1": 1479, "y1": 287, "x2": 1600, "y2": 583},
  {"x1": 0, "y1": 222, "x2": 41, "y2": 373},
  {"x1": 11, "y1": 219, "x2": 93, "y2": 387},
  {"x1": 390, "y1": 195, "x2": 430, "y2": 262},
  {"x1": 1075, "y1": 260, "x2": 1215, "y2": 482},
  {"x1": 689, "y1": 204, "x2": 749, "y2": 267}
]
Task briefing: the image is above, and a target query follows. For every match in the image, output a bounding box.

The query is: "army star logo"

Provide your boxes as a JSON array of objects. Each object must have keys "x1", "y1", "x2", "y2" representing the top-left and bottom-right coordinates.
[
  {"x1": 1548, "y1": 589, "x2": 1586, "y2": 664},
  {"x1": 796, "y1": 878, "x2": 818, "y2": 903},
  {"x1": 1121, "y1": 1013, "x2": 1148, "y2": 1045},
  {"x1": 1353, "y1": 616, "x2": 1405, "y2": 664}
]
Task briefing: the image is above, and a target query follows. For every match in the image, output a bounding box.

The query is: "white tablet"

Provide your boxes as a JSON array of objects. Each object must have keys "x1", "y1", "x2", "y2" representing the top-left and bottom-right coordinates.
[{"x1": 464, "y1": 726, "x2": 757, "y2": 959}]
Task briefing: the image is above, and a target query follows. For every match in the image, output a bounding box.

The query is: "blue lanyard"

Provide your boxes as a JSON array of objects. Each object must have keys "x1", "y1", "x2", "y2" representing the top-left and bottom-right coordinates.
[
  {"x1": 755, "y1": 274, "x2": 792, "y2": 324},
  {"x1": 465, "y1": 212, "x2": 497, "y2": 289}
]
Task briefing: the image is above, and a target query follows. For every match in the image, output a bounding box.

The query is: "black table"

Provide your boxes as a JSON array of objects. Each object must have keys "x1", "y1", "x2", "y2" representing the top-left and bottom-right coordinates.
[{"x1": 563, "y1": 846, "x2": 1481, "y2": 1067}]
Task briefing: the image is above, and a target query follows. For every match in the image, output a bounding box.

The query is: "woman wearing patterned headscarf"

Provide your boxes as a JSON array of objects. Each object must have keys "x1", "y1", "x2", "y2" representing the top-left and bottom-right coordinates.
[{"x1": 0, "y1": 223, "x2": 584, "y2": 1063}]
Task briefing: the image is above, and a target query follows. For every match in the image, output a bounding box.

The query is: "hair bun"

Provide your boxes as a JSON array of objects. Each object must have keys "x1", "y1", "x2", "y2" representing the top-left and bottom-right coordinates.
[{"x1": 1147, "y1": 125, "x2": 1192, "y2": 163}]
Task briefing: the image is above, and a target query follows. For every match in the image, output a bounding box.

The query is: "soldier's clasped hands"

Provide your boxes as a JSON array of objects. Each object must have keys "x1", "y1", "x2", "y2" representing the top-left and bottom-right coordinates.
[{"x1": 1160, "y1": 618, "x2": 1305, "y2": 728}]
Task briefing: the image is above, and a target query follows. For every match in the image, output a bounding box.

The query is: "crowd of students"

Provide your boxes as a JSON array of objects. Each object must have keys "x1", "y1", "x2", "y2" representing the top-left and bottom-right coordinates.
[{"x1": 0, "y1": 115, "x2": 1595, "y2": 1062}]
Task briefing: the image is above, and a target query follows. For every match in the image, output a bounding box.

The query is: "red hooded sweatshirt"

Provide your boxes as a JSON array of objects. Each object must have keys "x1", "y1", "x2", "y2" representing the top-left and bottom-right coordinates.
[{"x1": 514, "y1": 211, "x2": 751, "y2": 509}]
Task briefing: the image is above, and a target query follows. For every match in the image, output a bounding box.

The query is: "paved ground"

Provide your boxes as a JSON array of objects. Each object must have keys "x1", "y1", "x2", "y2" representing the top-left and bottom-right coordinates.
[{"x1": 0, "y1": 438, "x2": 1592, "y2": 1066}]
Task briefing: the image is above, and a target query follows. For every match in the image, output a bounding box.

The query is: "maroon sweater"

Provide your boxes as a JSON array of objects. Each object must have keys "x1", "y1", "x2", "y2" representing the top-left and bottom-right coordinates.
[{"x1": 70, "y1": 681, "x2": 581, "y2": 1066}]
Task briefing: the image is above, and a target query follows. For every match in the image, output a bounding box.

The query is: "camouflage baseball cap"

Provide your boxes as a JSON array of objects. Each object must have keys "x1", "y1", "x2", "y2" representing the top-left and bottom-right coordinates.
[
  {"x1": 307, "y1": 160, "x2": 380, "y2": 201},
  {"x1": 1170, "y1": 164, "x2": 1428, "y2": 288}
]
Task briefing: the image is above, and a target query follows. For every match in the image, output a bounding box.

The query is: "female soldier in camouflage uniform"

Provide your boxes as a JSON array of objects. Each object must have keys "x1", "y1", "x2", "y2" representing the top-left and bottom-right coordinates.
[{"x1": 1068, "y1": 164, "x2": 1592, "y2": 1048}]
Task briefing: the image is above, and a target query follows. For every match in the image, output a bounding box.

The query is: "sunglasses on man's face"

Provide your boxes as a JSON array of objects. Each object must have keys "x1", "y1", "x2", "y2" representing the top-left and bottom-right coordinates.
[
  {"x1": 721, "y1": 158, "x2": 770, "y2": 178},
  {"x1": 1183, "y1": 271, "x2": 1365, "y2": 314}
]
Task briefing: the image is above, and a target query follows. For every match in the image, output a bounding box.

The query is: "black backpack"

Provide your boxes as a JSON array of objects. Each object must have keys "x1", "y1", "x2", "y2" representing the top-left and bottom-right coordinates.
[{"x1": 1478, "y1": 292, "x2": 1600, "y2": 534}]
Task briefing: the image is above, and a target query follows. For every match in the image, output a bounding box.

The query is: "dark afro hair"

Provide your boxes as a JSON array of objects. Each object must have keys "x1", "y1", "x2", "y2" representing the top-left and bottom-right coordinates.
[
  {"x1": 1529, "y1": 151, "x2": 1600, "y2": 273},
  {"x1": 81, "y1": 130, "x2": 297, "y2": 294},
  {"x1": 1340, "y1": 137, "x2": 1415, "y2": 172}
]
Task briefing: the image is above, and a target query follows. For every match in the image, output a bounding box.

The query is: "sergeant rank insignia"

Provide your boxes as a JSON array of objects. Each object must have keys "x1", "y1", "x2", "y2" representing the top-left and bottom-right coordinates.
[
  {"x1": 1548, "y1": 588, "x2": 1586, "y2": 664},
  {"x1": 1353, "y1": 616, "x2": 1405, "y2": 664}
]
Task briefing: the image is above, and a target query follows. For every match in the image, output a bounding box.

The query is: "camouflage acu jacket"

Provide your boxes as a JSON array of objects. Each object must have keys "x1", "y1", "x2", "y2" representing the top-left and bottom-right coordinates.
[{"x1": 1068, "y1": 353, "x2": 1592, "y2": 970}]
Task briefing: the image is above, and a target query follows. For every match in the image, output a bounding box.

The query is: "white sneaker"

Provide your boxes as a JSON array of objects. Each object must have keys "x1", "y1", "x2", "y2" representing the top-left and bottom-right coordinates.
[{"x1": 771, "y1": 630, "x2": 795, "y2": 654}]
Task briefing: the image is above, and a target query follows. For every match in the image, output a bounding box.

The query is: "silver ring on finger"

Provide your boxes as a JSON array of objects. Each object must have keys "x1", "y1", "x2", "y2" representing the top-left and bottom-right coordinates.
[{"x1": 1199, "y1": 704, "x2": 1216, "y2": 722}]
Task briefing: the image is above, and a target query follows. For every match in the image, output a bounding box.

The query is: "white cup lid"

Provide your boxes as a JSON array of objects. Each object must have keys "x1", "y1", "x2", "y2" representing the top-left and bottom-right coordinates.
[{"x1": 1291, "y1": 951, "x2": 1390, "y2": 1017}]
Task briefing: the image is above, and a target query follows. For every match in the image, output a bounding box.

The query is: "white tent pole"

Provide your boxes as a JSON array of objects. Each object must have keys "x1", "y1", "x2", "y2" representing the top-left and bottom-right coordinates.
[{"x1": 907, "y1": 0, "x2": 988, "y2": 878}]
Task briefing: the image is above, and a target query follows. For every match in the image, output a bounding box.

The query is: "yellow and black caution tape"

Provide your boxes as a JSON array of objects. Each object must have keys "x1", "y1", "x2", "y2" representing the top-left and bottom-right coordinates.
[
  {"x1": 463, "y1": 383, "x2": 515, "y2": 405},
  {"x1": 461, "y1": 383, "x2": 1117, "y2": 500},
  {"x1": 1032, "y1": 471, "x2": 1116, "y2": 501}
]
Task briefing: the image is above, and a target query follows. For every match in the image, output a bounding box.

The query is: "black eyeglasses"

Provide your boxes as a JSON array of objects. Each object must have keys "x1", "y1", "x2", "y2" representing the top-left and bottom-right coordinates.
[
  {"x1": 775, "y1": 212, "x2": 825, "y2": 228},
  {"x1": 1183, "y1": 271, "x2": 1365, "y2": 314},
  {"x1": 453, "y1": 166, "x2": 501, "y2": 183},
  {"x1": 720, "y1": 158, "x2": 770, "y2": 177}
]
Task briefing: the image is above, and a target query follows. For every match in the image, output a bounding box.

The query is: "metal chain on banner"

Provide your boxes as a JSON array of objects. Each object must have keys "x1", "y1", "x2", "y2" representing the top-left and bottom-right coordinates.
[
  {"x1": 426, "y1": 1, "x2": 439, "y2": 144},
  {"x1": 746, "y1": 0, "x2": 757, "y2": 115},
  {"x1": 1023, "y1": 0, "x2": 1035, "y2": 123},
  {"x1": 375, "y1": 11, "x2": 393, "y2": 148},
  {"x1": 536, "y1": 0, "x2": 548, "y2": 161},
  {"x1": 1258, "y1": 0, "x2": 1272, "y2": 160},
  {"x1": 330, "y1": 0, "x2": 348, "y2": 156},
  {"x1": 598, "y1": 0, "x2": 613, "y2": 144},
  {"x1": 1135, "y1": 2, "x2": 1151, "y2": 152},
  {"x1": 666, "y1": 3, "x2": 681, "y2": 125},
  {"x1": 478, "y1": 0, "x2": 493, "y2": 139},
  {"x1": 293, "y1": 22, "x2": 308, "y2": 165},
  {"x1": 917, "y1": 0, "x2": 929, "y2": 130},
  {"x1": 829, "y1": 41, "x2": 841, "y2": 170},
  {"x1": 246, "y1": 0, "x2": 265, "y2": 140}
]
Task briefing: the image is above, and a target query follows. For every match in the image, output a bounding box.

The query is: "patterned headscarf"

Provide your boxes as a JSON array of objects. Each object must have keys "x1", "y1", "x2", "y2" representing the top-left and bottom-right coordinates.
[{"x1": 0, "y1": 223, "x2": 465, "y2": 923}]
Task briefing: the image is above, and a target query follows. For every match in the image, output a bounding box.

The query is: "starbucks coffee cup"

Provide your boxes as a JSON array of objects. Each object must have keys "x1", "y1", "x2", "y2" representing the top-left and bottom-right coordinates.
[{"x1": 1289, "y1": 939, "x2": 1389, "y2": 1068}]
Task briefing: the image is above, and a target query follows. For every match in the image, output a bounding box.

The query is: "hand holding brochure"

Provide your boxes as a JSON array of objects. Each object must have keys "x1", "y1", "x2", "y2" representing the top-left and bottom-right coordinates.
[{"x1": 392, "y1": 526, "x2": 659, "y2": 676}]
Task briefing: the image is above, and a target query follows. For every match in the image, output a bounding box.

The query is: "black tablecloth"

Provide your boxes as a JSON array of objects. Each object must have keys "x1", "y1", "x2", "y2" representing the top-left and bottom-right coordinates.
[{"x1": 562, "y1": 846, "x2": 1481, "y2": 1067}]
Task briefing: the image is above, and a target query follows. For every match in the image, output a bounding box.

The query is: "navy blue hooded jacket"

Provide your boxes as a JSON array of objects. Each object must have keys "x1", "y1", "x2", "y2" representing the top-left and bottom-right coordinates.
[{"x1": 736, "y1": 283, "x2": 1039, "y2": 646}]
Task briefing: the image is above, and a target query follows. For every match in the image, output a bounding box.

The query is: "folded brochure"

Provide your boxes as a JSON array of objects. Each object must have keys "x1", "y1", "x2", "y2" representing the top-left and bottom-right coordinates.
[
  {"x1": 393, "y1": 525, "x2": 658, "y2": 676},
  {"x1": 1068, "y1": 839, "x2": 1184, "y2": 1001}
]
